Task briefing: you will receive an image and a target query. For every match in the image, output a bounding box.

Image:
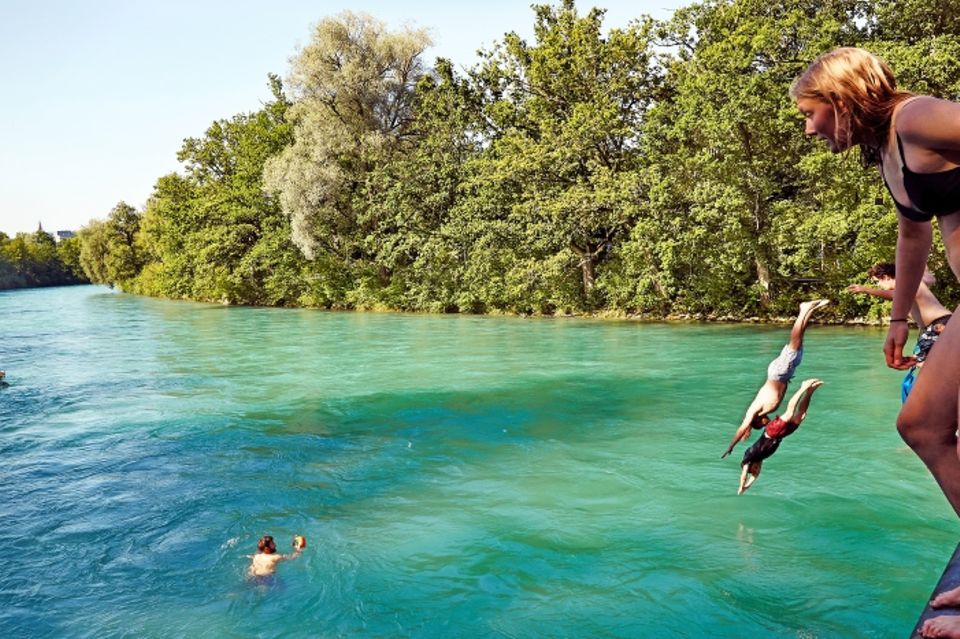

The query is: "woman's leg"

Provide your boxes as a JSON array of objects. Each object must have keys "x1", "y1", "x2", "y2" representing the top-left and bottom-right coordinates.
[
  {"x1": 897, "y1": 305, "x2": 960, "y2": 515},
  {"x1": 914, "y1": 217, "x2": 960, "y2": 623}
]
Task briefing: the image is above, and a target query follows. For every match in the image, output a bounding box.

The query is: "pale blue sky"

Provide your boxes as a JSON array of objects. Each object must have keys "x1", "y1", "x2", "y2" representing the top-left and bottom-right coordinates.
[{"x1": 0, "y1": 0, "x2": 684, "y2": 236}]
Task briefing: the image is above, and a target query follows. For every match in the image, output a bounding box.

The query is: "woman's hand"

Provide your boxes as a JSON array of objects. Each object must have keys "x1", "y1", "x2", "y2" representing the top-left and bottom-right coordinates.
[{"x1": 883, "y1": 322, "x2": 917, "y2": 369}]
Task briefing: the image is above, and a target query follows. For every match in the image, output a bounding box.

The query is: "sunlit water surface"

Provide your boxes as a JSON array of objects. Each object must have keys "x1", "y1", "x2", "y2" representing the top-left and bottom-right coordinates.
[{"x1": 0, "y1": 285, "x2": 955, "y2": 638}]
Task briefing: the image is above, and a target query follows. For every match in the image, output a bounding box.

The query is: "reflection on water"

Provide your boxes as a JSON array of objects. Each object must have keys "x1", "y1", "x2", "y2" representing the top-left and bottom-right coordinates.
[{"x1": 0, "y1": 285, "x2": 955, "y2": 637}]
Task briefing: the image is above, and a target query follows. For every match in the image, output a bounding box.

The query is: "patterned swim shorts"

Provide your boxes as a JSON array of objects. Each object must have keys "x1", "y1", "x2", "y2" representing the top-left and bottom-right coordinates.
[{"x1": 766, "y1": 344, "x2": 803, "y2": 383}]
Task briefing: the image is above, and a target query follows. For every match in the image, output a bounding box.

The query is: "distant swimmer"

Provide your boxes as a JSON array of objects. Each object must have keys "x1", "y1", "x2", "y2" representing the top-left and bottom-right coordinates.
[
  {"x1": 721, "y1": 299, "x2": 830, "y2": 459},
  {"x1": 249, "y1": 534, "x2": 305, "y2": 580},
  {"x1": 847, "y1": 263, "x2": 952, "y2": 401},
  {"x1": 0, "y1": 371, "x2": 7, "y2": 388},
  {"x1": 737, "y1": 379, "x2": 824, "y2": 495}
]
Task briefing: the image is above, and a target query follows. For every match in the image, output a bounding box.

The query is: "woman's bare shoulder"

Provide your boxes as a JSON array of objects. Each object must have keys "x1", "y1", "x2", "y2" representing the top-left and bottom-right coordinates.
[{"x1": 897, "y1": 96, "x2": 960, "y2": 145}]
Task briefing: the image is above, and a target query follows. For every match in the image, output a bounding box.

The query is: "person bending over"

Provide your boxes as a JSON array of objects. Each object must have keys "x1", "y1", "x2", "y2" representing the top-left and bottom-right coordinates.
[
  {"x1": 793, "y1": 48, "x2": 960, "y2": 634},
  {"x1": 848, "y1": 263, "x2": 952, "y2": 400}
]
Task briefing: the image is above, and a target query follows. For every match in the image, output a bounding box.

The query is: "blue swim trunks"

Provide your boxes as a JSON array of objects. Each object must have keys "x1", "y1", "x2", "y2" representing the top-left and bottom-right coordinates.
[
  {"x1": 767, "y1": 345, "x2": 803, "y2": 383},
  {"x1": 902, "y1": 368, "x2": 916, "y2": 403}
]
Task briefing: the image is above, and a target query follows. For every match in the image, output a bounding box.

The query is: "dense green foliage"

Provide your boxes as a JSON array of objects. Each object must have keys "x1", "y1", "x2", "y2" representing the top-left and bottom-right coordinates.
[
  {"x1": 72, "y1": 0, "x2": 960, "y2": 319},
  {"x1": 0, "y1": 229, "x2": 87, "y2": 290}
]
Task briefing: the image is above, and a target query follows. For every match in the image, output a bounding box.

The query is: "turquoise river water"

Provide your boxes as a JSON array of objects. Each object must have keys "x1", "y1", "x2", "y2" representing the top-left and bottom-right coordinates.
[{"x1": 0, "y1": 285, "x2": 956, "y2": 638}]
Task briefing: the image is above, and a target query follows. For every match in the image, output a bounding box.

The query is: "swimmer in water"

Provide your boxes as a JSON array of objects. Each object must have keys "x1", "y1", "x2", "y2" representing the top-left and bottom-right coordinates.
[{"x1": 248, "y1": 535, "x2": 304, "y2": 578}]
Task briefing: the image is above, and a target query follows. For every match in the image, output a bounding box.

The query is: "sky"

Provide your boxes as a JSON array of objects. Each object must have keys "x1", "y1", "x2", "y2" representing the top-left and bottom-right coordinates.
[{"x1": 0, "y1": 0, "x2": 686, "y2": 236}]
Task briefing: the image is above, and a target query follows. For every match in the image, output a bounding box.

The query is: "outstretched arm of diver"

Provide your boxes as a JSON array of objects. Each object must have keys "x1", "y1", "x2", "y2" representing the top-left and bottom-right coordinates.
[{"x1": 721, "y1": 408, "x2": 759, "y2": 459}]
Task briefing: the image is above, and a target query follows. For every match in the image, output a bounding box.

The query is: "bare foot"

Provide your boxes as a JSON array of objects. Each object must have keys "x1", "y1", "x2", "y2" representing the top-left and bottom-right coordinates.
[
  {"x1": 932, "y1": 586, "x2": 960, "y2": 609},
  {"x1": 807, "y1": 299, "x2": 831, "y2": 312},
  {"x1": 921, "y1": 613, "x2": 960, "y2": 637},
  {"x1": 798, "y1": 300, "x2": 820, "y2": 314}
]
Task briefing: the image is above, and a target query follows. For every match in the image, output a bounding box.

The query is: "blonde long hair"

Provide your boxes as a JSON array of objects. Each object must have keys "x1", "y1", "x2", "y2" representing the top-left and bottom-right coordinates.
[{"x1": 790, "y1": 47, "x2": 913, "y2": 166}]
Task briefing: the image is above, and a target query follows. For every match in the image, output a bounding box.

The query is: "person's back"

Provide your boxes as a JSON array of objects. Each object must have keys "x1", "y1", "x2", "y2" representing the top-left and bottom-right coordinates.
[
  {"x1": 913, "y1": 280, "x2": 951, "y2": 328},
  {"x1": 248, "y1": 534, "x2": 303, "y2": 578},
  {"x1": 250, "y1": 550, "x2": 285, "y2": 577}
]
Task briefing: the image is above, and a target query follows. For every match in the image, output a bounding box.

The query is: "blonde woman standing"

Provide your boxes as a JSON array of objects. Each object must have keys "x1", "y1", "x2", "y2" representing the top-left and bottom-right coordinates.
[{"x1": 791, "y1": 47, "x2": 960, "y2": 638}]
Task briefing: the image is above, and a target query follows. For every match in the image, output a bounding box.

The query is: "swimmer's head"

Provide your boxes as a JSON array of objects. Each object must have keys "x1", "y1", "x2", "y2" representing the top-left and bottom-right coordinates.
[
  {"x1": 257, "y1": 535, "x2": 277, "y2": 554},
  {"x1": 750, "y1": 415, "x2": 771, "y2": 430}
]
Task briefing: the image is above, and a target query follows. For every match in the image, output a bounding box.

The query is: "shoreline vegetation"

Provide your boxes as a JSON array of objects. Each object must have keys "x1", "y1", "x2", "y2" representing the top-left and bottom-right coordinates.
[
  {"x1": 0, "y1": 230, "x2": 86, "y2": 290},
  {"x1": 16, "y1": 1, "x2": 960, "y2": 322}
]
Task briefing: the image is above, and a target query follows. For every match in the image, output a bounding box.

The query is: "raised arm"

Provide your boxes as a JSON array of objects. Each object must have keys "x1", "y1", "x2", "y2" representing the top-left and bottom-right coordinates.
[
  {"x1": 279, "y1": 536, "x2": 305, "y2": 562},
  {"x1": 279, "y1": 547, "x2": 302, "y2": 563}
]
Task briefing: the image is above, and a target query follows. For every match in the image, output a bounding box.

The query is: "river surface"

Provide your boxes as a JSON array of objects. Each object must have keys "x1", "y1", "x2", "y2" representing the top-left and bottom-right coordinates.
[{"x1": 0, "y1": 285, "x2": 954, "y2": 638}]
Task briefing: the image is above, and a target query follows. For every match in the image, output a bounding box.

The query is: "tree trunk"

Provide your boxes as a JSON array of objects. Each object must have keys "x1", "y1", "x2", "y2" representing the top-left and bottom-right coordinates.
[
  {"x1": 581, "y1": 255, "x2": 595, "y2": 296},
  {"x1": 755, "y1": 255, "x2": 771, "y2": 308}
]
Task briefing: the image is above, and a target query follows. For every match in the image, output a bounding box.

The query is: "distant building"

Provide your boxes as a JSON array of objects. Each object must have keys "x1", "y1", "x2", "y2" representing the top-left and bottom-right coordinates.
[{"x1": 55, "y1": 230, "x2": 75, "y2": 243}]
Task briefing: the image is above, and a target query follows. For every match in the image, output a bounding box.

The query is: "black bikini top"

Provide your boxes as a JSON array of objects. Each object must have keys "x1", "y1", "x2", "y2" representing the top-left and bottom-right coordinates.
[{"x1": 883, "y1": 131, "x2": 960, "y2": 222}]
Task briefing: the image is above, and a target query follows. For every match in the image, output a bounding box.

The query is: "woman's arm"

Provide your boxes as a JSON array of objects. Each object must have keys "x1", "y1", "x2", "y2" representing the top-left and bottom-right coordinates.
[{"x1": 885, "y1": 216, "x2": 932, "y2": 368}]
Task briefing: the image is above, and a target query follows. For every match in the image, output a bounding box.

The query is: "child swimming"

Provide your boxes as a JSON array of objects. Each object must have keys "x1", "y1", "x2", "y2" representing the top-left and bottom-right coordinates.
[{"x1": 248, "y1": 534, "x2": 305, "y2": 577}]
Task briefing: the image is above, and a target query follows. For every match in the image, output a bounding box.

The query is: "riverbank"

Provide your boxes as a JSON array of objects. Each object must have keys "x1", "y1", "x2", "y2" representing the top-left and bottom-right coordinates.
[{"x1": 13, "y1": 282, "x2": 903, "y2": 326}]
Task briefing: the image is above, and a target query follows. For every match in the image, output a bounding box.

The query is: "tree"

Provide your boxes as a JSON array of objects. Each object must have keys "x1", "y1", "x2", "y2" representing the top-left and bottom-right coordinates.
[
  {"x1": 615, "y1": 0, "x2": 873, "y2": 316},
  {"x1": 263, "y1": 10, "x2": 432, "y2": 280},
  {"x1": 462, "y1": 1, "x2": 659, "y2": 311},
  {"x1": 135, "y1": 76, "x2": 307, "y2": 305},
  {"x1": 77, "y1": 202, "x2": 143, "y2": 288},
  {"x1": 0, "y1": 229, "x2": 85, "y2": 290}
]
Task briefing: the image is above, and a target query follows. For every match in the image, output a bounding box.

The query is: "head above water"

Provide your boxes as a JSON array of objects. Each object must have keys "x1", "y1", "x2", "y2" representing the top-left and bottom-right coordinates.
[
  {"x1": 258, "y1": 535, "x2": 277, "y2": 554},
  {"x1": 791, "y1": 47, "x2": 913, "y2": 164},
  {"x1": 751, "y1": 414, "x2": 771, "y2": 430}
]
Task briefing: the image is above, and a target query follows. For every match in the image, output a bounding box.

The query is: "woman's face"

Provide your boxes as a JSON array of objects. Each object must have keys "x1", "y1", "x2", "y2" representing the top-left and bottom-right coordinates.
[{"x1": 796, "y1": 97, "x2": 850, "y2": 152}]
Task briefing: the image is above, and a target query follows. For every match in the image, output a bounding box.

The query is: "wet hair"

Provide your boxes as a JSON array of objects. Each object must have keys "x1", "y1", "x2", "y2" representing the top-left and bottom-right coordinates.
[
  {"x1": 867, "y1": 262, "x2": 896, "y2": 280},
  {"x1": 790, "y1": 47, "x2": 913, "y2": 166},
  {"x1": 750, "y1": 414, "x2": 770, "y2": 430},
  {"x1": 257, "y1": 535, "x2": 277, "y2": 553}
]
